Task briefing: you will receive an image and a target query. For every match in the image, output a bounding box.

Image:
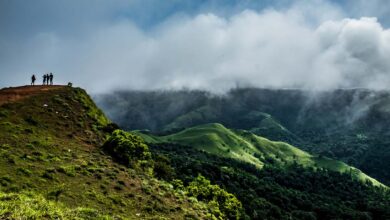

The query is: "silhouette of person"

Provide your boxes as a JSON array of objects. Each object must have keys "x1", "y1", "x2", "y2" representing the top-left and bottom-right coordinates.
[
  {"x1": 31, "y1": 74, "x2": 36, "y2": 85},
  {"x1": 49, "y1": 73, "x2": 53, "y2": 85},
  {"x1": 46, "y1": 74, "x2": 49, "y2": 85},
  {"x1": 43, "y1": 74, "x2": 47, "y2": 85}
]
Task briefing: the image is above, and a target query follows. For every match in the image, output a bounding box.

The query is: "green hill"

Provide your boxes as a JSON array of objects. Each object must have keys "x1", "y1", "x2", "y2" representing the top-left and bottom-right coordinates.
[
  {"x1": 164, "y1": 108, "x2": 300, "y2": 144},
  {"x1": 144, "y1": 125, "x2": 390, "y2": 219},
  {"x1": 135, "y1": 123, "x2": 384, "y2": 187},
  {"x1": 1, "y1": 86, "x2": 388, "y2": 219},
  {"x1": 0, "y1": 86, "x2": 219, "y2": 219},
  {"x1": 96, "y1": 88, "x2": 390, "y2": 185},
  {"x1": 23, "y1": 87, "x2": 387, "y2": 219}
]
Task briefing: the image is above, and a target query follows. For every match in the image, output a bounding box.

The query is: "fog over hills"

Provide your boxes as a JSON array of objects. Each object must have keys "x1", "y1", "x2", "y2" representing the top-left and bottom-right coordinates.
[
  {"x1": 2, "y1": 0, "x2": 390, "y2": 92},
  {"x1": 2, "y1": 1, "x2": 390, "y2": 219},
  {"x1": 95, "y1": 88, "x2": 390, "y2": 186}
]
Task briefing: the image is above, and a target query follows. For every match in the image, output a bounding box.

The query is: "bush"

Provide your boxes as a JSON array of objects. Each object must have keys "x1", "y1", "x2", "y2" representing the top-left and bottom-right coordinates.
[
  {"x1": 186, "y1": 175, "x2": 243, "y2": 220},
  {"x1": 16, "y1": 168, "x2": 32, "y2": 176},
  {"x1": 102, "y1": 130, "x2": 152, "y2": 172},
  {"x1": 47, "y1": 186, "x2": 65, "y2": 201},
  {"x1": 101, "y1": 123, "x2": 120, "y2": 133},
  {"x1": 57, "y1": 166, "x2": 76, "y2": 177},
  {"x1": 24, "y1": 116, "x2": 38, "y2": 126},
  {"x1": 153, "y1": 154, "x2": 175, "y2": 181},
  {"x1": 0, "y1": 109, "x2": 8, "y2": 118}
]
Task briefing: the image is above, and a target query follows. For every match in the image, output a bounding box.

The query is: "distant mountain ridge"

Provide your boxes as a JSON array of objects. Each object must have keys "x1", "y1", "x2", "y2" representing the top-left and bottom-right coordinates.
[{"x1": 95, "y1": 88, "x2": 390, "y2": 185}]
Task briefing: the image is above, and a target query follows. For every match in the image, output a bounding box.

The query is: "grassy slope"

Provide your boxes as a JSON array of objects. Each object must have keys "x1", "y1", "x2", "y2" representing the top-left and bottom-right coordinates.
[
  {"x1": 0, "y1": 190, "x2": 114, "y2": 219},
  {"x1": 162, "y1": 107, "x2": 304, "y2": 151},
  {"x1": 0, "y1": 86, "x2": 210, "y2": 219},
  {"x1": 136, "y1": 123, "x2": 385, "y2": 187}
]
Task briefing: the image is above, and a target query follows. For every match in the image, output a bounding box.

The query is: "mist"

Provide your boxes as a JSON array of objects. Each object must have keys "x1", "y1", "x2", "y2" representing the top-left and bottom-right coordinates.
[{"x1": 1, "y1": 0, "x2": 390, "y2": 93}]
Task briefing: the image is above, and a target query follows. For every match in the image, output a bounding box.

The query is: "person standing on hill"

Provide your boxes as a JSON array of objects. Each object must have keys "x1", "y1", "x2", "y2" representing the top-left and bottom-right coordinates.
[
  {"x1": 31, "y1": 74, "x2": 36, "y2": 85},
  {"x1": 49, "y1": 73, "x2": 53, "y2": 85},
  {"x1": 46, "y1": 73, "x2": 49, "y2": 85},
  {"x1": 43, "y1": 74, "x2": 47, "y2": 85}
]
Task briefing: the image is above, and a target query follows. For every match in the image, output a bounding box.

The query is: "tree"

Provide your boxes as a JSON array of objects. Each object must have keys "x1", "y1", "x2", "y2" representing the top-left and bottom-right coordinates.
[
  {"x1": 103, "y1": 130, "x2": 152, "y2": 173},
  {"x1": 186, "y1": 175, "x2": 243, "y2": 220}
]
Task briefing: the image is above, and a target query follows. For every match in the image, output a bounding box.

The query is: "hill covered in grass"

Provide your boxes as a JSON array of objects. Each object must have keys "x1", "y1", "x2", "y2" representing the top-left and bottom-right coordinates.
[
  {"x1": 8, "y1": 86, "x2": 384, "y2": 219},
  {"x1": 138, "y1": 123, "x2": 389, "y2": 219},
  {"x1": 95, "y1": 88, "x2": 390, "y2": 185},
  {"x1": 0, "y1": 86, "x2": 229, "y2": 219},
  {"x1": 134, "y1": 123, "x2": 390, "y2": 219},
  {"x1": 151, "y1": 142, "x2": 390, "y2": 220},
  {"x1": 135, "y1": 123, "x2": 384, "y2": 187}
]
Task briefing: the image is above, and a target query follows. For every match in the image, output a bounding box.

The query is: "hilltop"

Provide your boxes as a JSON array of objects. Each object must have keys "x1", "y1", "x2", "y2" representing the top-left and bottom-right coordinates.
[
  {"x1": 0, "y1": 85, "x2": 66, "y2": 105},
  {"x1": 0, "y1": 86, "x2": 232, "y2": 219}
]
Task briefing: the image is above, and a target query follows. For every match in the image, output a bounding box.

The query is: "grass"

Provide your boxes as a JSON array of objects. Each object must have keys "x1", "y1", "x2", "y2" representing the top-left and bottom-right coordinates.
[
  {"x1": 312, "y1": 156, "x2": 383, "y2": 186},
  {"x1": 163, "y1": 105, "x2": 220, "y2": 132},
  {"x1": 0, "y1": 190, "x2": 114, "y2": 219},
  {"x1": 137, "y1": 123, "x2": 265, "y2": 168},
  {"x1": 0, "y1": 86, "x2": 211, "y2": 219},
  {"x1": 136, "y1": 123, "x2": 386, "y2": 187}
]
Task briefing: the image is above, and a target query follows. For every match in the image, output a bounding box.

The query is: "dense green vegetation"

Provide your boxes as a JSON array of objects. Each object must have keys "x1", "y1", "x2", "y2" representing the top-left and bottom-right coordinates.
[
  {"x1": 150, "y1": 143, "x2": 390, "y2": 220},
  {"x1": 0, "y1": 87, "x2": 216, "y2": 219},
  {"x1": 1, "y1": 86, "x2": 389, "y2": 219},
  {"x1": 185, "y1": 175, "x2": 243, "y2": 219},
  {"x1": 136, "y1": 123, "x2": 383, "y2": 187},
  {"x1": 96, "y1": 88, "x2": 390, "y2": 185},
  {"x1": 103, "y1": 129, "x2": 153, "y2": 173},
  {"x1": 102, "y1": 127, "x2": 243, "y2": 219}
]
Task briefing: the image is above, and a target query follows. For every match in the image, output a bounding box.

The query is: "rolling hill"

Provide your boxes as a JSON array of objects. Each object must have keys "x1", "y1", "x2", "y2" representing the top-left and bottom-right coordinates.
[
  {"x1": 95, "y1": 88, "x2": 390, "y2": 185},
  {"x1": 3, "y1": 86, "x2": 386, "y2": 219},
  {"x1": 146, "y1": 129, "x2": 390, "y2": 219},
  {"x1": 135, "y1": 123, "x2": 384, "y2": 187}
]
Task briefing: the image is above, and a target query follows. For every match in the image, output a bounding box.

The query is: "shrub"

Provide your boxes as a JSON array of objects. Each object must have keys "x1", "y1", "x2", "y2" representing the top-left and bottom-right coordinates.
[
  {"x1": 102, "y1": 130, "x2": 152, "y2": 172},
  {"x1": 0, "y1": 144, "x2": 10, "y2": 149},
  {"x1": 57, "y1": 166, "x2": 76, "y2": 177},
  {"x1": 0, "y1": 109, "x2": 8, "y2": 118},
  {"x1": 186, "y1": 175, "x2": 243, "y2": 220},
  {"x1": 41, "y1": 169, "x2": 56, "y2": 180},
  {"x1": 25, "y1": 143, "x2": 34, "y2": 149},
  {"x1": 24, "y1": 128, "x2": 34, "y2": 134},
  {"x1": 16, "y1": 168, "x2": 32, "y2": 176},
  {"x1": 101, "y1": 123, "x2": 120, "y2": 133},
  {"x1": 153, "y1": 154, "x2": 175, "y2": 181},
  {"x1": 47, "y1": 186, "x2": 65, "y2": 201},
  {"x1": 0, "y1": 176, "x2": 12, "y2": 187},
  {"x1": 24, "y1": 116, "x2": 38, "y2": 126}
]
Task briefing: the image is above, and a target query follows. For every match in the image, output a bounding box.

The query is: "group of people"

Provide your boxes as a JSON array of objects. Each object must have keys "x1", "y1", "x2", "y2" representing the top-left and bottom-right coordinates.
[{"x1": 31, "y1": 73, "x2": 54, "y2": 86}]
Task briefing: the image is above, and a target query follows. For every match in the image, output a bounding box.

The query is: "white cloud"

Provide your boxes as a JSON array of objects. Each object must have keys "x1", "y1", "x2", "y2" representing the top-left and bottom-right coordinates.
[
  {"x1": 1, "y1": 1, "x2": 390, "y2": 93},
  {"x1": 312, "y1": 17, "x2": 390, "y2": 89}
]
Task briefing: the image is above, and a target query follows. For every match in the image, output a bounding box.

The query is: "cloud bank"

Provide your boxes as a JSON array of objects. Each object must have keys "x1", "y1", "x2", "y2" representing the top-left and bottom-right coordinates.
[{"x1": 1, "y1": 1, "x2": 390, "y2": 93}]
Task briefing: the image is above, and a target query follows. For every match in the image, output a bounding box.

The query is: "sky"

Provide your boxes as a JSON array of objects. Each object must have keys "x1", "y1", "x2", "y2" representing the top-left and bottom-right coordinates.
[{"x1": 1, "y1": 0, "x2": 390, "y2": 93}]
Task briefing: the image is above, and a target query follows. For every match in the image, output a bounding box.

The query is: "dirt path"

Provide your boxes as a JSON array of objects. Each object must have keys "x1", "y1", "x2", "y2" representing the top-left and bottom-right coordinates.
[{"x1": 0, "y1": 85, "x2": 66, "y2": 106}]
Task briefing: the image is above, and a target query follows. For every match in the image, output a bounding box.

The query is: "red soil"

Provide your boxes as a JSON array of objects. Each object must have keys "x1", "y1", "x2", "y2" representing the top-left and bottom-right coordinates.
[{"x1": 0, "y1": 85, "x2": 66, "y2": 106}]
